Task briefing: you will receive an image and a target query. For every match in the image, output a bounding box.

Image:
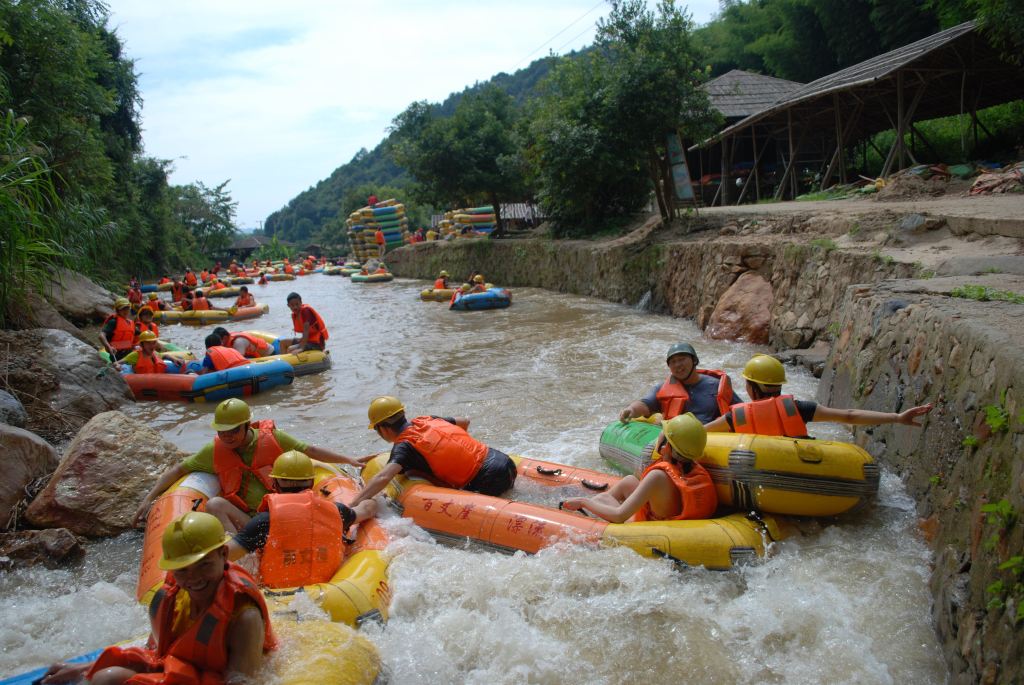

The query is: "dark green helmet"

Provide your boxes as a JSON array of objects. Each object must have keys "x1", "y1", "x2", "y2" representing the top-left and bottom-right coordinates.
[{"x1": 666, "y1": 342, "x2": 699, "y2": 365}]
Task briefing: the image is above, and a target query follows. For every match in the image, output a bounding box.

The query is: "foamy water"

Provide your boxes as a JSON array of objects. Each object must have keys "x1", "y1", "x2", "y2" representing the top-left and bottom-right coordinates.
[{"x1": 0, "y1": 275, "x2": 948, "y2": 683}]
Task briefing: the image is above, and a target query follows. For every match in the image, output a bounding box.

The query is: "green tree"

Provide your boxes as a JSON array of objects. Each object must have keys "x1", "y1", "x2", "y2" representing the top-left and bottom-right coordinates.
[
  {"x1": 170, "y1": 180, "x2": 238, "y2": 256},
  {"x1": 526, "y1": 0, "x2": 716, "y2": 231}
]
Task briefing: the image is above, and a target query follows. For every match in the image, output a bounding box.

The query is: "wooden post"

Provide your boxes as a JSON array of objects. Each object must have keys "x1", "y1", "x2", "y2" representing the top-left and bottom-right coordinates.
[
  {"x1": 897, "y1": 71, "x2": 905, "y2": 171},
  {"x1": 752, "y1": 125, "x2": 760, "y2": 202},
  {"x1": 720, "y1": 137, "x2": 731, "y2": 205},
  {"x1": 775, "y1": 110, "x2": 796, "y2": 201}
]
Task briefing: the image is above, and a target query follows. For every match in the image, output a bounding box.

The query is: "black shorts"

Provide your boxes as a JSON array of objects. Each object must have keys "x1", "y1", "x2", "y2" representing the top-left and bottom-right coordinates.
[
  {"x1": 301, "y1": 341, "x2": 325, "y2": 351},
  {"x1": 465, "y1": 448, "x2": 517, "y2": 496}
]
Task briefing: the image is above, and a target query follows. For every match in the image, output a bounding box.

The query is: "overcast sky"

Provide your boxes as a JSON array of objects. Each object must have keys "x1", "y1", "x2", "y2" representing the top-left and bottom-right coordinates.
[{"x1": 106, "y1": 1, "x2": 719, "y2": 229}]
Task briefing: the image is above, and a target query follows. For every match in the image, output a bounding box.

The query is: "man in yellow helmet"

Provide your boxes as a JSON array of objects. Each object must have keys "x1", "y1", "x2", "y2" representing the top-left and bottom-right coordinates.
[
  {"x1": 99, "y1": 297, "x2": 136, "y2": 361},
  {"x1": 133, "y1": 399, "x2": 371, "y2": 533},
  {"x1": 469, "y1": 274, "x2": 487, "y2": 293},
  {"x1": 433, "y1": 270, "x2": 450, "y2": 290},
  {"x1": 561, "y1": 413, "x2": 717, "y2": 522},
  {"x1": 350, "y1": 396, "x2": 517, "y2": 508},
  {"x1": 41, "y1": 512, "x2": 275, "y2": 685},
  {"x1": 704, "y1": 354, "x2": 934, "y2": 437},
  {"x1": 226, "y1": 451, "x2": 377, "y2": 589}
]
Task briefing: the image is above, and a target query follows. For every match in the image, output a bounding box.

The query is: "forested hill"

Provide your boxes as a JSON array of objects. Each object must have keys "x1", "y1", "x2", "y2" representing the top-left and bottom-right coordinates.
[{"x1": 262, "y1": 54, "x2": 561, "y2": 245}]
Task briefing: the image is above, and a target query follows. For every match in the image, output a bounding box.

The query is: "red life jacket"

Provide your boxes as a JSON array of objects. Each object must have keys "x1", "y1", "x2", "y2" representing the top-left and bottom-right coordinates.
[
  {"x1": 105, "y1": 314, "x2": 136, "y2": 351},
  {"x1": 256, "y1": 490, "x2": 344, "y2": 588},
  {"x1": 284, "y1": 264, "x2": 294, "y2": 274},
  {"x1": 374, "y1": 230, "x2": 385, "y2": 245},
  {"x1": 213, "y1": 420, "x2": 283, "y2": 513},
  {"x1": 172, "y1": 282, "x2": 185, "y2": 302},
  {"x1": 134, "y1": 350, "x2": 167, "y2": 375},
  {"x1": 206, "y1": 346, "x2": 249, "y2": 371},
  {"x1": 234, "y1": 293, "x2": 255, "y2": 308},
  {"x1": 398, "y1": 417, "x2": 488, "y2": 488},
  {"x1": 128, "y1": 289, "x2": 143, "y2": 305},
  {"x1": 200, "y1": 270, "x2": 210, "y2": 283},
  {"x1": 158, "y1": 277, "x2": 171, "y2": 284},
  {"x1": 87, "y1": 563, "x2": 277, "y2": 685},
  {"x1": 134, "y1": 320, "x2": 160, "y2": 344},
  {"x1": 433, "y1": 278, "x2": 447, "y2": 289},
  {"x1": 291, "y1": 305, "x2": 328, "y2": 345},
  {"x1": 226, "y1": 332, "x2": 271, "y2": 358},
  {"x1": 731, "y1": 395, "x2": 809, "y2": 438},
  {"x1": 191, "y1": 296, "x2": 211, "y2": 311},
  {"x1": 184, "y1": 272, "x2": 198, "y2": 287},
  {"x1": 635, "y1": 460, "x2": 717, "y2": 521},
  {"x1": 654, "y1": 369, "x2": 733, "y2": 420}
]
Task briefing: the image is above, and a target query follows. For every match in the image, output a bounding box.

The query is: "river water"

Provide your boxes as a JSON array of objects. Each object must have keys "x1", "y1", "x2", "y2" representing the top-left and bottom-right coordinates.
[{"x1": 0, "y1": 275, "x2": 949, "y2": 683}]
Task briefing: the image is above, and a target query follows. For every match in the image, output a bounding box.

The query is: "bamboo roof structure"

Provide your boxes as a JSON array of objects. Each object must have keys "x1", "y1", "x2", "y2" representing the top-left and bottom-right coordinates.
[{"x1": 703, "y1": 70, "x2": 803, "y2": 120}]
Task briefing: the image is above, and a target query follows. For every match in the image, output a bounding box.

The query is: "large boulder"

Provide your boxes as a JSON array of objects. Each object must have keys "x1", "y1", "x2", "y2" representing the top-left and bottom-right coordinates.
[
  {"x1": 43, "y1": 268, "x2": 118, "y2": 325},
  {"x1": 25, "y1": 411, "x2": 189, "y2": 536},
  {"x1": 0, "y1": 423, "x2": 60, "y2": 527},
  {"x1": 0, "y1": 328, "x2": 132, "y2": 442},
  {"x1": 704, "y1": 271, "x2": 773, "y2": 344},
  {"x1": 0, "y1": 528, "x2": 84, "y2": 570},
  {"x1": 0, "y1": 390, "x2": 28, "y2": 428}
]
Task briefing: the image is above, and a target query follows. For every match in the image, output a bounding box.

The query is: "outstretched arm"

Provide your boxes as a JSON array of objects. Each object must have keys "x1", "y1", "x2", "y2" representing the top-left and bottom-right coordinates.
[
  {"x1": 619, "y1": 400, "x2": 652, "y2": 423},
  {"x1": 704, "y1": 415, "x2": 732, "y2": 433},
  {"x1": 133, "y1": 463, "x2": 188, "y2": 526},
  {"x1": 305, "y1": 444, "x2": 371, "y2": 467},
  {"x1": 813, "y1": 402, "x2": 934, "y2": 427},
  {"x1": 350, "y1": 462, "x2": 404, "y2": 507}
]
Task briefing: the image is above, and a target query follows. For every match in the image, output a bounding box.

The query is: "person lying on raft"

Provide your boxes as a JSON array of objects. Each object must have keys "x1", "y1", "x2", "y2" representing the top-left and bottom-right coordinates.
[
  {"x1": 561, "y1": 413, "x2": 717, "y2": 523},
  {"x1": 133, "y1": 399, "x2": 369, "y2": 534},
  {"x1": 198, "y1": 334, "x2": 251, "y2": 374},
  {"x1": 226, "y1": 451, "x2": 377, "y2": 588},
  {"x1": 212, "y1": 327, "x2": 273, "y2": 358},
  {"x1": 350, "y1": 396, "x2": 517, "y2": 508},
  {"x1": 703, "y1": 354, "x2": 934, "y2": 438},
  {"x1": 41, "y1": 512, "x2": 275, "y2": 685}
]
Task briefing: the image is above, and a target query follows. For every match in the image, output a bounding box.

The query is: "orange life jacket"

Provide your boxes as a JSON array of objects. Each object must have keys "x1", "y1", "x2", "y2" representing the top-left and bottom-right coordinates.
[
  {"x1": 635, "y1": 460, "x2": 717, "y2": 521},
  {"x1": 158, "y1": 277, "x2": 171, "y2": 284},
  {"x1": 128, "y1": 289, "x2": 143, "y2": 305},
  {"x1": 184, "y1": 272, "x2": 197, "y2": 286},
  {"x1": 87, "y1": 564, "x2": 277, "y2": 685},
  {"x1": 213, "y1": 420, "x2": 282, "y2": 513},
  {"x1": 398, "y1": 417, "x2": 488, "y2": 488},
  {"x1": 291, "y1": 305, "x2": 328, "y2": 345},
  {"x1": 105, "y1": 314, "x2": 136, "y2": 351},
  {"x1": 284, "y1": 264, "x2": 294, "y2": 274},
  {"x1": 654, "y1": 369, "x2": 733, "y2": 420},
  {"x1": 234, "y1": 293, "x2": 255, "y2": 307},
  {"x1": 256, "y1": 490, "x2": 344, "y2": 588},
  {"x1": 206, "y1": 346, "x2": 249, "y2": 371},
  {"x1": 227, "y1": 332, "x2": 271, "y2": 358},
  {"x1": 172, "y1": 282, "x2": 185, "y2": 302},
  {"x1": 731, "y1": 395, "x2": 809, "y2": 438},
  {"x1": 134, "y1": 320, "x2": 160, "y2": 344},
  {"x1": 200, "y1": 270, "x2": 210, "y2": 282},
  {"x1": 374, "y1": 230, "x2": 385, "y2": 245},
  {"x1": 191, "y1": 296, "x2": 211, "y2": 311},
  {"x1": 433, "y1": 278, "x2": 447, "y2": 289},
  {"x1": 134, "y1": 349, "x2": 167, "y2": 375}
]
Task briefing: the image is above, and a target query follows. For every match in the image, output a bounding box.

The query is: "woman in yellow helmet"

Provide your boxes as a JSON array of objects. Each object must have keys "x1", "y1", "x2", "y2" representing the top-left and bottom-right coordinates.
[
  {"x1": 704, "y1": 354, "x2": 933, "y2": 437},
  {"x1": 561, "y1": 413, "x2": 717, "y2": 523}
]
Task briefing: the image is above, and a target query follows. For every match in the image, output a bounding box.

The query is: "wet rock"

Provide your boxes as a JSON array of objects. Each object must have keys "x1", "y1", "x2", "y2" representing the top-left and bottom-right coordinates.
[
  {"x1": 899, "y1": 213, "x2": 945, "y2": 234},
  {"x1": 0, "y1": 329, "x2": 132, "y2": 441},
  {"x1": 704, "y1": 272, "x2": 773, "y2": 344},
  {"x1": 0, "y1": 423, "x2": 59, "y2": 528},
  {"x1": 0, "y1": 390, "x2": 28, "y2": 428},
  {"x1": 777, "y1": 340, "x2": 831, "y2": 378},
  {"x1": 42, "y1": 268, "x2": 118, "y2": 325},
  {"x1": 0, "y1": 528, "x2": 83, "y2": 570},
  {"x1": 25, "y1": 411, "x2": 188, "y2": 536}
]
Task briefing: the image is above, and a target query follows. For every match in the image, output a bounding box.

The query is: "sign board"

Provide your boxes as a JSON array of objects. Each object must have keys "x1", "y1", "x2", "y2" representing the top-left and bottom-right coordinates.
[{"x1": 666, "y1": 131, "x2": 695, "y2": 201}]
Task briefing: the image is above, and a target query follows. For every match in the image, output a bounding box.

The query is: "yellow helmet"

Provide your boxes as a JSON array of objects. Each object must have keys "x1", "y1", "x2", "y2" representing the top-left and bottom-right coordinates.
[
  {"x1": 368, "y1": 395, "x2": 404, "y2": 429},
  {"x1": 270, "y1": 450, "x2": 315, "y2": 480},
  {"x1": 663, "y1": 412, "x2": 706, "y2": 461},
  {"x1": 137, "y1": 306, "x2": 153, "y2": 317},
  {"x1": 210, "y1": 398, "x2": 251, "y2": 431},
  {"x1": 742, "y1": 354, "x2": 786, "y2": 386},
  {"x1": 439, "y1": 270, "x2": 449, "y2": 277},
  {"x1": 159, "y1": 512, "x2": 230, "y2": 570},
  {"x1": 138, "y1": 331, "x2": 158, "y2": 343},
  {"x1": 459, "y1": 284, "x2": 471, "y2": 292},
  {"x1": 114, "y1": 297, "x2": 130, "y2": 310},
  {"x1": 473, "y1": 274, "x2": 485, "y2": 283},
  {"x1": 148, "y1": 292, "x2": 159, "y2": 300}
]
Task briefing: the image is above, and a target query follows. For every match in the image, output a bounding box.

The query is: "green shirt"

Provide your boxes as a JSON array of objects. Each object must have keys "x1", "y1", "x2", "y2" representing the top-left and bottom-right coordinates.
[{"x1": 181, "y1": 428, "x2": 308, "y2": 513}]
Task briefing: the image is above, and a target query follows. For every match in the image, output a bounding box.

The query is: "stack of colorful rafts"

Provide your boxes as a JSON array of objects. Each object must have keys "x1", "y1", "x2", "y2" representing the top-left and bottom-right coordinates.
[
  {"x1": 444, "y1": 205, "x2": 497, "y2": 237},
  {"x1": 346, "y1": 198, "x2": 410, "y2": 262}
]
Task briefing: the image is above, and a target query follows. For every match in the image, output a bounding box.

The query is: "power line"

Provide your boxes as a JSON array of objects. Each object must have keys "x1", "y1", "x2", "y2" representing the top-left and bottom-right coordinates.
[
  {"x1": 512, "y1": 0, "x2": 607, "y2": 69},
  {"x1": 553, "y1": 21, "x2": 600, "y2": 54}
]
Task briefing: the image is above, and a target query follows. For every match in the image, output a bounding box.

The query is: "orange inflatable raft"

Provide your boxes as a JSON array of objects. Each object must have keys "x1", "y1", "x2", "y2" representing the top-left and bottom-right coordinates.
[{"x1": 362, "y1": 454, "x2": 789, "y2": 569}]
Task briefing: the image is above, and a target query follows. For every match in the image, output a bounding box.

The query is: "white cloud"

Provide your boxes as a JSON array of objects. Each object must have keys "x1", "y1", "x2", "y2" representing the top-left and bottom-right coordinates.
[{"x1": 108, "y1": 1, "x2": 719, "y2": 227}]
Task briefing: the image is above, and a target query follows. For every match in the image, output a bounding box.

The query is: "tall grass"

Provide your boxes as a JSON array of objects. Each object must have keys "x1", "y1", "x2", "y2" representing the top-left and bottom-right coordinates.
[{"x1": 0, "y1": 110, "x2": 110, "y2": 327}]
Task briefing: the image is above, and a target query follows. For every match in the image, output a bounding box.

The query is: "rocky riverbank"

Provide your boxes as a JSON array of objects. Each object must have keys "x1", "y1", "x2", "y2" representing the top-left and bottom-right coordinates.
[{"x1": 387, "y1": 198, "x2": 1024, "y2": 684}]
